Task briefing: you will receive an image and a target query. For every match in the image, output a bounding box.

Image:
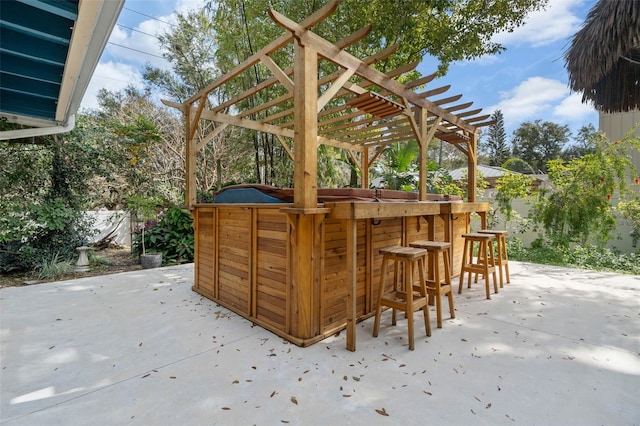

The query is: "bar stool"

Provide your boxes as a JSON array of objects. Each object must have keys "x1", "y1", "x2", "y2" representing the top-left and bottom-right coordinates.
[
  {"x1": 373, "y1": 246, "x2": 431, "y2": 350},
  {"x1": 478, "y1": 229, "x2": 510, "y2": 287},
  {"x1": 409, "y1": 240, "x2": 454, "y2": 328},
  {"x1": 459, "y1": 233, "x2": 498, "y2": 299}
]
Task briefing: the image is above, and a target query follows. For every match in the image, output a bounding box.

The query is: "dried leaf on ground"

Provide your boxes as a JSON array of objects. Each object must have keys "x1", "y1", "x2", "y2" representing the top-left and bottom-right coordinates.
[{"x1": 375, "y1": 408, "x2": 389, "y2": 416}]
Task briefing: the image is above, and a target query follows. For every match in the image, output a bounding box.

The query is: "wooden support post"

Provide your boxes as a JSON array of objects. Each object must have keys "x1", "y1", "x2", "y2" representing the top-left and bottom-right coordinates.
[
  {"x1": 287, "y1": 212, "x2": 323, "y2": 339},
  {"x1": 185, "y1": 105, "x2": 197, "y2": 210},
  {"x1": 417, "y1": 108, "x2": 428, "y2": 201},
  {"x1": 467, "y1": 132, "x2": 478, "y2": 202},
  {"x1": 288, "y1": 38, "x2": 321, "y2": 341},
  {"x1": 345, "y1": 218, "x2": 357, "y2": 351},
  {"x1": 361, "y1": 147, "x2": 369, "y2": 189},
  {"x1": 293, "y1": 41, "x2": 318, "y2": 208}
]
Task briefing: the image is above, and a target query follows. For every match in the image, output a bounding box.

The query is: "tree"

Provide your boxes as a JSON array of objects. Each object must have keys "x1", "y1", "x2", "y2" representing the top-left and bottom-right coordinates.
[
  {"x1": 144, "y1": 10, "x2": 220, "y2": 101},
  {"x1": 480, "y1": 110, "x2": 510, "y2": 166},
  {"x1": 88, "y1": 87, "x2": 181, "y2": 205},
  {"x1": 561, "y1": 123, "x2": 598, "y2": 161},
  {"x1": 208, "y1": 0, "x2": 548, "y2": 75},
  {"x1": 375, "y1": 140, "x2": 419, "y2": 190},
  {"x1": 0, "y1": 130, "x2": 100, "y2": 271},
  {"x1": 511, "y1": 120, "x2": 570, "y2": 173},
  {"x1": 493, "y1": 171, "x2": 534, "y2": 224},
  {"x1": 530, "y1": 131, "x2": 640, "y2": 247}
]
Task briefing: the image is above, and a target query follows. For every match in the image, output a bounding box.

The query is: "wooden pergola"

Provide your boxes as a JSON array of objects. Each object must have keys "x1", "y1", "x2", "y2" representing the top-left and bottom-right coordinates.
[
  {"x1": 164, "y1": 1, "x2": 493, "y2": 206},
  {"x1": 164, "y1": 1, "x2": 494, "y2": 350}
]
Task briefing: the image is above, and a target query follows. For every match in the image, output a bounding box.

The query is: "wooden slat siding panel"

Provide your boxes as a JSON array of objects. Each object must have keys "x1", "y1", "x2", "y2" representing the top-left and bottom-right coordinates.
[
  {"x1": 256, "y1": 209, "x2": 287, "y2": 331},
  {"x1": 371, "y1": 222, "x2": 403, "y2": 242},
  {"x1": 199, "y1": 246, "x2": 214, "y2": 256},
  {"x1": 370, "y1": 218, "x2": 403, "y2": 311},
  {"x1": 196, "y1": 209, "x2": 215, "y2": 296},
  {"x1": 320, "y1": 218, "x2": 366, "y2": 331},
  {"x1": 217, "y1": 208, "x2": 251, "y2": 315},
  {"x1": 218, "y1": 243, "x2": 250, "y2": 262},
  {"x1": 257, "y1": 229, "x2": 287, "y2": 240},
  {"x1": 257, "y1": 238, "x2": 287, "y2": 257},
  {"x1": 405, "y1": 216, "x2": 430, "y2": 242},
  {"x1": 256, "y1": 292, "x2": 286, "y2": 327}
]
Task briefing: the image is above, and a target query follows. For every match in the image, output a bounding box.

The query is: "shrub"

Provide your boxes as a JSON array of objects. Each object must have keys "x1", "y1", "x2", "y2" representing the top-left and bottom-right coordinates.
[
  {"x1": 0, "y1": 199, "x2": 94, "y2": 272},
  {"x1": 35, "y1": 252, "x2": 75, "y2": 281},
  {"x1": 507, "y1": 237, "x2": 640, "y2": 274},
  {"x1": 133, "y1": 205, "x2": 194, "y2": 265}
]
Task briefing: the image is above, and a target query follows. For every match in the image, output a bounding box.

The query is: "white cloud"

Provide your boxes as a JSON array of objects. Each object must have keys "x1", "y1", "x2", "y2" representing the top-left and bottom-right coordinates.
[
  {"x1": 487, "y1": 77, "x2": 569, "y2": 126},
  {"x1": 456, "y1": 53, "x2": 502, "y2": 67},
  {"x1": 484, "y1": 77, "x2": 598, "y2": 135},
  {"x1": 493, "y1": 0, "x2": 585, "y2": 48},
  {"x1": 104, "y1": 0, "x2": 208, "y2": 70},
  {"x1": 554, "y1": 92, "x2": 596, "y2": 121},
  {"x1": 175, "y1": 0, "x2": 207, "y2": 14},
  {"x1": 105, "y1": 18, "x2": 172, "y2": 70},
  {"x1": 80, "y1": 62, "x2": 143, "y2": 110}
]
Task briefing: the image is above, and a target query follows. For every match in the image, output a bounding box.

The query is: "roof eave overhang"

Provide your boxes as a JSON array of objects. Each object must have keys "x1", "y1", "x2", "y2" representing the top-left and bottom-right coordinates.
[
  {"x1": 56, "y1": 0, "x2": 125, "y2": 125},
  {"x1": 1, "y1": 0, "x2": 124, "y2": 140}
]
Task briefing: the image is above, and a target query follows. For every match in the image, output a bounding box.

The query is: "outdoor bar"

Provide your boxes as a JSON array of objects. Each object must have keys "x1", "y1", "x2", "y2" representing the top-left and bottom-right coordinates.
[{"x1": 164, "y1": 1, "x2": 493, "y2": 351}]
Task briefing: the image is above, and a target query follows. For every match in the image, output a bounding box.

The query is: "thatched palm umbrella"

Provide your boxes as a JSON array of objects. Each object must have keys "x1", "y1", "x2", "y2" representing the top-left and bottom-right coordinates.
[{"x1": 565, "y1": 0, "x2": 640, "y2": 113}]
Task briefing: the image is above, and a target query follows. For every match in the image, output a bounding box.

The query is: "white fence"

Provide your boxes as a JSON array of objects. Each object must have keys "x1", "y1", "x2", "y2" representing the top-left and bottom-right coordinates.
[
  {"x1": 85, "y1": 210, "x2": 131, "y2": 247},
  {"x1": 474, "y1": 195, "x2": 637, "y2": 253}
]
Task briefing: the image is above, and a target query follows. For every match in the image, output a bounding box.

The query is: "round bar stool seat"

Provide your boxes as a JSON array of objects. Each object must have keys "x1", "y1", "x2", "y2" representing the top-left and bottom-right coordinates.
[
  {"x1": 478, "y1": 229, "x2": 510, "y2": 287},
  {"x1": 459, "y1": 233, "x2": 498, "y2": 299},
  {"x1": 373, "y1": 246, "x2": 431, "y2": 350},
  {"x1": 409, "y1": 240, "x2": 454, "y2": 328}
]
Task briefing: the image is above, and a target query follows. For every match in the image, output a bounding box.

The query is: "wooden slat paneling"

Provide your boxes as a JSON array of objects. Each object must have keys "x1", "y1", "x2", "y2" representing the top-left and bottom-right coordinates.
[
  {"x1": 217, "y1": 208, "x2": 251, "y2": 314},
  {"x1": 321, "y1": 218, "x2": 366, "y2": 331},
  {"x1": 195, "y1": 209, "x2": 215, "y2": 297},
  {"x1": 255, "y1": 209, "x2": 288, "y2": 330}
]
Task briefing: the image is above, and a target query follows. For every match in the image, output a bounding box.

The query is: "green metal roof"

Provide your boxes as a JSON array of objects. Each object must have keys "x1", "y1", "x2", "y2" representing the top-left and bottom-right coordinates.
[{"x1": 0, "y1": 0, "x2": 124, "y2": 137}]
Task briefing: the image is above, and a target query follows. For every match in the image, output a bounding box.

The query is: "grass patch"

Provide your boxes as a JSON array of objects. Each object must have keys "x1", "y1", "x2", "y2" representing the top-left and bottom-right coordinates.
[{"x1": 35, "y1": 253, "x2": 75, "y2": 281}]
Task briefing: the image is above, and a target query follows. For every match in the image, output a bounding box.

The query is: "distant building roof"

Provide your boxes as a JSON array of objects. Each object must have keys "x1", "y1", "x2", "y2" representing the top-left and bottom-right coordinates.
[{"x1": 449, "y1": 165, "x2": 511, "y2": 181}]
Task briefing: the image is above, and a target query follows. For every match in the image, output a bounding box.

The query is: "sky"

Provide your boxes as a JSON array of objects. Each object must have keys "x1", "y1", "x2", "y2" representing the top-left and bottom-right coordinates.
[{"x1": 83, "y1": 0, "x2": 599, "y2": 140}]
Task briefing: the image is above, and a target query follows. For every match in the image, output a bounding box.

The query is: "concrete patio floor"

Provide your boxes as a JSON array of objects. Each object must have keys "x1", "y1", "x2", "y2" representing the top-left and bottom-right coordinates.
[{"x1": 1, "y1": 261, "x2": 639, "y2": 425}]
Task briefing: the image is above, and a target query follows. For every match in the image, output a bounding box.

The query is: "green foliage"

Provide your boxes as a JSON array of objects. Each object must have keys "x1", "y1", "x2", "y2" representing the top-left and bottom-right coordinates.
[
  {"x1": 511, "y1": 120, "x2": 571, "y2": 173},
  {"x1": 87, "y1": 87, "x2": 186, "y2": 207},
  {"x1": 377, "y1": 140, "x2": 419, "y2": 190},
  {"x1": 481, "y1": 110, "x2": 510, "y2": 166},
  {"x1": 133, "y1": 205, "x2": 194, "y2": 265},
  {"x1": 455, "y1": 169, "x2": 489, "y2": 201},
  {"x1": 562, "y1": 124, "x2": 598, "y2": 161},
  {"x1": 507, "y1": 238, "x2": 640, "y2": 275},
  {"x1": 563, "y1": 245, "x2": 640, "y2": 274},
  {"x1": 427, "y1": 163, "x2": 464, "y2": 196},
  {"x1": 530, "y1": 131, "x2": 640, "y2": 247},
  {"x1": 211, "y1": 0, "x2": 546, "y2": 75},
  {"x1": 35, "y1": 252, "x2": 75, "y2": 281},
  {"x1": 0, "y1": 134, "x2": 96, "y2": 272},
  {"x1": 127, "y1": 196, "x2": 163, "y2": 255},
  {"x1": 495, "y1": 172, "x2": 534, "y2": 222},
  {"x1": 617, "y1": 197, "x2": 640, "y2": 247}
]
